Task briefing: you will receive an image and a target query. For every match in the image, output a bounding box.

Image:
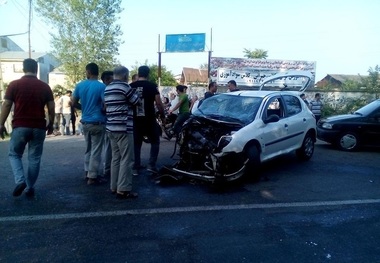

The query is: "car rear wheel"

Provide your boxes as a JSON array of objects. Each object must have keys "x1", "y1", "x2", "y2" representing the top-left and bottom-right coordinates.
[
  {"x1": 296, "y1": 133, "x2": 314, "y2": 161},
  {"x1": 338, "y1": 132, "x2": 358, "y2": 151}
]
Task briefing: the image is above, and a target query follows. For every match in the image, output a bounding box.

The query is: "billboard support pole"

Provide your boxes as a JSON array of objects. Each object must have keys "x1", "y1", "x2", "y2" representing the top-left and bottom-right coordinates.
[
  {"x1": 208, "y1": 28, "x2": 213, "y2": 83},
  {"x1": 158, "y1": 34, "x2": 161, "y2": 87}
]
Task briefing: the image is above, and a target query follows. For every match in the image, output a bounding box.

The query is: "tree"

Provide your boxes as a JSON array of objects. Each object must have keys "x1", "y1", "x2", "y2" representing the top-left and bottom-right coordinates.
[
  {"x1": 199, "y1": 63, "x2": 208, "y2": 69},
  {"x1": 35, "y1": 0, "x2": 123, "y2": 86},
  {"x1": 243, "y1": 48, "x2": 268, "y2": 59},
  {"x1": 129, "y1": 63, "x2": 177, "y2": 86},
  {"x1": 52, "y1": 84, "x2": 66, "y2": 96},
  {"x1": 362, "y1": 65, "x2": 380, "y2": 98}
]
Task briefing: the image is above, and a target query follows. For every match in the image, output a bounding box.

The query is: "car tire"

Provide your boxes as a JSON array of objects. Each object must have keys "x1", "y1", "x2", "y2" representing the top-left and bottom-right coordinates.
[
  {"x1": 244, "y1": 144, "x2": 261, "y2": 181},
  {"x1": 296, "y1": 133, "x2": 314, "y2": 161},
  {"x1": 337, "y1": 132, "x2": 359, "y2": 151}
]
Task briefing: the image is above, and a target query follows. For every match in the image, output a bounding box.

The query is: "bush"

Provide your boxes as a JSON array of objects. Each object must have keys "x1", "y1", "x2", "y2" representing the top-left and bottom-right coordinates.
[{"x1": 322, "y1": 95, "x2": 368, "y2": 117}]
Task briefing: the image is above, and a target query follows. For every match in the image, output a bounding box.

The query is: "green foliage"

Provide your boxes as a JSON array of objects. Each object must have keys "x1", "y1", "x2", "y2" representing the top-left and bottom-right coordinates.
[
  {"x1": 361, "y1": 65, "x2": 380, "y2": 98},
  {"x1": 199, "y1": 63, "x2": 208, "y2": 69},
  {"x1": 129, "y1": 62, "x2": 177, "y2": 86},
  {"x1": 321, "y1": 94, "x2": 369, "y2": 117},
  {"x1": 243, "y1": 48, "x2": 268, "y2": 59},
  {"x1": 341, "y1": 79, "x2": 362, "y2": 91},
  {"x1": 52, "y1": 84, "x2": 66, "y2": 96},
  {"x1": 35, "y1": 0, "x2": 123, "y2": 86}
]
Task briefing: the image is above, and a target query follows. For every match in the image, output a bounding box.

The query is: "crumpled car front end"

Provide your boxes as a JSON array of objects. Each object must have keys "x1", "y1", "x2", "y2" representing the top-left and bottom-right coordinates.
[{"x1": 163, "y1": 116, "x2": 248, "y2": 183}]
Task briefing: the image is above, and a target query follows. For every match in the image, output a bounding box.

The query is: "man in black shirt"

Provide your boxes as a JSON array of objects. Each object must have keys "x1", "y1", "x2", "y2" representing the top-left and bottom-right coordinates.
[{"x1": 130, "y1": 66, "x2": 166, "y2": 174}]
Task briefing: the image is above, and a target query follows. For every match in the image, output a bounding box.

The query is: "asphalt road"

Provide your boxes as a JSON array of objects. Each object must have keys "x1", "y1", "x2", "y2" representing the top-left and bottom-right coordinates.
[{"x1": 0, "y1": 135, "x2": 379, "y2": 263}]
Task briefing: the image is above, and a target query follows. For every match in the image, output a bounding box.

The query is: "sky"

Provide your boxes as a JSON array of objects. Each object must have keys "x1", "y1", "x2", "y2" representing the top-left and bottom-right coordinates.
[{"x1": 1, "y1": 0, "x2": 379, "y2": 81}]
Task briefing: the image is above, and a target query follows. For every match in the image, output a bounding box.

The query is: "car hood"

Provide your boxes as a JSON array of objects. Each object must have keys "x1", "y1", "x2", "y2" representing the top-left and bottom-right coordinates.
[
  {"x1": 258, "y1": 70, "x2": 314, "y2": 92},
  {"x1": 322, "y1": 114, "x2": 363, "y2": 123}
]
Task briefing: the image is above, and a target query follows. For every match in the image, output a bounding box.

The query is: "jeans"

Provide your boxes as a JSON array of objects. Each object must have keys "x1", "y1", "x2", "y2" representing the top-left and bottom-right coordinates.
[
  {"x1": 9, "y1": 127, "x2": 46, "y2": 190},
  {"x1": 108, "y1": 132, "x2": 134, "y2": 192},
  {"x1": 173, "y1": 112, "x2": 191, "y2": 134},
  {"x1": 61, "y1": 114, "x2": 71, "y2": 135},
  {"x1": 83, "y1": 124, "x2": 105, "y2": 179},
  {"x1": 54, "y1": 113, "x2": 62, "y2": 131}
]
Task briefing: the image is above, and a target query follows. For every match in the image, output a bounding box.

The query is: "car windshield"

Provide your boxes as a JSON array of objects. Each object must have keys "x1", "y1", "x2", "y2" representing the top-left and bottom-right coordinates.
[
  {"x1": 194, "y1": 94, "x2": 262, "y2": 125},
  {"x1": 354, "y1": 99, "x2": 380, "y2": 116}
]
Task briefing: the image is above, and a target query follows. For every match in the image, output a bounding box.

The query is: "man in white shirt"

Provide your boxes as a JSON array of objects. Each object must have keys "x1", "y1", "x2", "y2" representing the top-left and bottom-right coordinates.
[{"x1": 60, "y1": 90, "x2": 72, "y2": 135}]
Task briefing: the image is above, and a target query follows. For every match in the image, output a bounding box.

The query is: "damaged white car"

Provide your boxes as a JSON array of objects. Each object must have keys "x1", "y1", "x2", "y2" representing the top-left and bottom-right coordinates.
[{"x1": 160, "y1": 71, "x2": 317, "y2": 183}]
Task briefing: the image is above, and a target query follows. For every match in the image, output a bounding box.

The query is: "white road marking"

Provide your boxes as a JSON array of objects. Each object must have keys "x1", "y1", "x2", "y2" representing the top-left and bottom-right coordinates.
[{"x1": 1, "y1": 199, "x2": 380, "y2": 222}]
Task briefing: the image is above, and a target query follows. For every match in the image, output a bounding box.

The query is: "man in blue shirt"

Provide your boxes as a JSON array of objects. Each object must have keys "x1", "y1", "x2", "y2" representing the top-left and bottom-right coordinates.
[{"x1": 72, "y1": 63, "x2": 106, "y2": 185}]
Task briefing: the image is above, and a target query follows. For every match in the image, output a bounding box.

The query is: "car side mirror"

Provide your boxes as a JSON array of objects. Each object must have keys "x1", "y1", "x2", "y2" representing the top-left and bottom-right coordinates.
[{"x1": 264, "y1": 114, "x2": 280, "y2": 124}]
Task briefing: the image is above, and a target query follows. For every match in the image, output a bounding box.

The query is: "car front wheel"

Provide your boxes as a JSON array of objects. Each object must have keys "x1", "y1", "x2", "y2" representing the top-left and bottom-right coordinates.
[
  {"x1": 244, "y1": 144, "x2": 261, "y2": 181},
  {"x1": 338, "y1": 132, "x2": 358, "y2": 151},
  {"x1": 296, "y1": 133, "x2": 314, "y2": 161}
]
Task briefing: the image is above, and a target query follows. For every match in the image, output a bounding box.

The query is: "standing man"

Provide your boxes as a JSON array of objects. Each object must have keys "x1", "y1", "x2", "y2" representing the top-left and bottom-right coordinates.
[
  {"x1": 300, "y1": 93, "x2": 309, "y2": 107},
  {"x1": 68, "y1": 90, "x2": 78, "y2": 135},
  {"x1": 227, "y1": 80, "x2": 240, "y2": 92},
  {"x1": 54, "y1": 92, "x2": 63, "y2": 135},
  {"x1": 100, "y1": 70, "x2": 114, "y2": 178},
  {"x1": 310, "y1": 93, "x2": 323, "y2": 123},
  {"x1": 60, "y1": 90, "x2": 72, "y2": 135},
  {"x1": 130, "y1": 65, "x2": 166, "y2": 174},
  {"x1": 104, "y1": 66, "x2": 140, "y2": 199},
  {"x1": 204, "y1": 81, "x2": 218, "y2": 99},
  {"x1": 72, "y1": 62, "x2": 106, "y2": 185},
  {"x1": 198, "y1": 81, "x2": 218, "y2": 108},
  {"x1": 0, "y1": 58, "x2": 54, "y2": 197}
]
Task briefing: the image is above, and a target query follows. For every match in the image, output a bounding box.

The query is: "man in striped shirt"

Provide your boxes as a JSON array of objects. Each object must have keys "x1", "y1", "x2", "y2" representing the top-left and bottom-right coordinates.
[{"x1": 104, "y1": 66, "x2": 140, "y2": 199}]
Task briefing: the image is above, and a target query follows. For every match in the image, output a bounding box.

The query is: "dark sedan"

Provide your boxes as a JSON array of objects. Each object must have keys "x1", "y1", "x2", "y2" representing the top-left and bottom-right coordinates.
[{"x1": 317, "y1": 99, "x2": 380, "y2": 151}]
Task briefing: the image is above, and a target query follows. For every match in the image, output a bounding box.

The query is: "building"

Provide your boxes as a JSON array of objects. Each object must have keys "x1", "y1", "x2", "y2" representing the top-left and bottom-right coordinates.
[
  {"x1": 0, "y1": 36, "x2": 23, "y2": 53},
  {"x1": 180, "y1": 67, "x2": 208, "y2": 86},
  {"x1": 48, "y1": 66, "x2": 71, "y2": 90},
  {"x1": 0, "y1": 51, "x2": 59, "y2": 84},
  {"x1": 315, "y1": 74, "x2": 366, "y2": 89}
]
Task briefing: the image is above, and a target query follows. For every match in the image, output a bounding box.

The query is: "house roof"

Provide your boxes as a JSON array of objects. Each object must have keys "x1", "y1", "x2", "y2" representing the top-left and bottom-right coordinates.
[
  {"x1": 182, "y1": 67, "x2": 208, "y2": 83},
  {"x1": 326, "y1": 74, "x2": 364, "y2": 83},
  {"x1": 0, "y1": 51, "x2": 48, "y2": 60},
  {"x1": 315, "y1": 74, "x2": 367, "y2": 87}
]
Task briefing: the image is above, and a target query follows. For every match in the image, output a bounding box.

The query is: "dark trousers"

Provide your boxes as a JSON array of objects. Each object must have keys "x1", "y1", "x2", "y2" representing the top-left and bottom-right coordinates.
[{"x1": 133, "y1": 117, "x2": 161, "y2": 168}]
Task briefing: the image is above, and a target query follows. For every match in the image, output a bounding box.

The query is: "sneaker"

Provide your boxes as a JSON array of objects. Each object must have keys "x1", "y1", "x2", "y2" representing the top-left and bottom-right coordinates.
[
  {"x1": 147, "y1": 165, "x2": 158, "y2": 174},
  {"x1": 25, "y1": 188, "x2": 35, "y2": 198},
  {"x1": 13, "y1": 182, "x2": 27, "y2": 197},
  {"x1": 163, "y1": 129, "x2": 174, "y2": 141},
  {"x1": 116, "y1": 191, "x2": 138, "y2": 199},
  {"x1": 87, "y1": 177, "x2": 107, "y2": 185}
]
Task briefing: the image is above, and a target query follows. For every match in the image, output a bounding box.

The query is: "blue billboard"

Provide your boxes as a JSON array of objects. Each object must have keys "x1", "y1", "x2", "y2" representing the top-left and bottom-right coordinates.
[{"x1": 165, "y1": 33, "x2": 206, "y2": 53}]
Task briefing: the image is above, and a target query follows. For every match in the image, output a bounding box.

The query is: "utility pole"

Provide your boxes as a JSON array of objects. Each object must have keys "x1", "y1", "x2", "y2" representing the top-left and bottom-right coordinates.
[{"x1": 28, "y1": 0, "x2": 32, "y2": 58}]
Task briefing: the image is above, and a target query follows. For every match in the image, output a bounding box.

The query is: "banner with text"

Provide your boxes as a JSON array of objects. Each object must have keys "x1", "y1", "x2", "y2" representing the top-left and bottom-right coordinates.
[{"x1": 210, "y1": 57, "x2": 316, "y2": 87}]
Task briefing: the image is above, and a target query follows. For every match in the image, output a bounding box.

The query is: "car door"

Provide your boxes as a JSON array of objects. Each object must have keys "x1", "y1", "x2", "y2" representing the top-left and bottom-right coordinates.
[
  {"x1": 281, "y1": 94, "x2": 306, "y2": 149},
  {"x1": 361, "y1": 107, "x2": 380, "y2": 146},
  {"x1": 259, "y1": 95, "x2": 289, "y2": 160}
]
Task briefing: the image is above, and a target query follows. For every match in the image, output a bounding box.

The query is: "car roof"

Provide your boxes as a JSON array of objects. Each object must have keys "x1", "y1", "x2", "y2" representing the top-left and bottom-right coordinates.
[{"x1": 222, "y1": 90, "x2": 300, "y2": 98}]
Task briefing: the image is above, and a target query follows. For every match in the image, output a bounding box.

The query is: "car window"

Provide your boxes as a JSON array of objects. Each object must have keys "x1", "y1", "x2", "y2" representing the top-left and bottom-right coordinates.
[
  {"x1": 265, "y1": 97, "x2": 284, "y2": 118},
  {"x1": 283, "y1": 95, "x2": 302, "y2": 117},
  {"x1": 196, "y1": 94, "x2": 262, "y2": 124}
]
